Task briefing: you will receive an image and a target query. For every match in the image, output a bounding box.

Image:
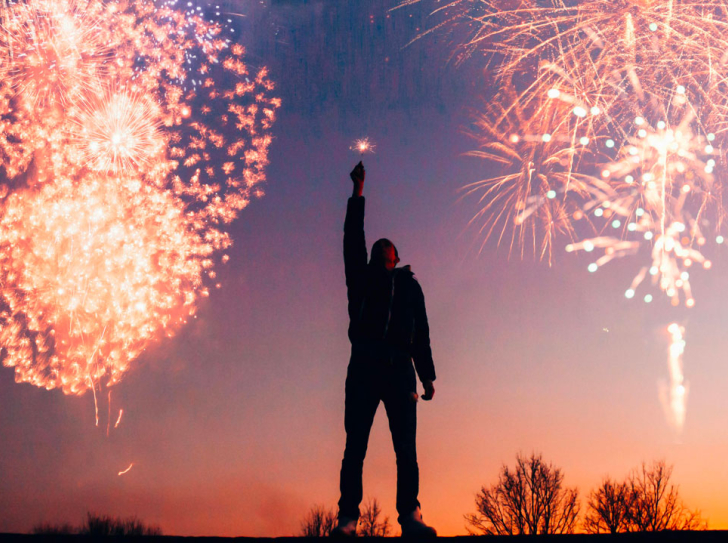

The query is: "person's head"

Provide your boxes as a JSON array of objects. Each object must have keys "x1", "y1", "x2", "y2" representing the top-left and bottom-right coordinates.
[{"x1": 370, "y1": 238, "x2": 400, "y2": 271}]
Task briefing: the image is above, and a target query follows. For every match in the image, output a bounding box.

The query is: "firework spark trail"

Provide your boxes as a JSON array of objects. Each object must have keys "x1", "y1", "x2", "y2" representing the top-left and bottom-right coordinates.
[
  {"x1": 0, "y1": 0, "x2": 279, "y2": 396},
  {"x1": 660, "y1": 323, "x2": 688, "y2": 433}
]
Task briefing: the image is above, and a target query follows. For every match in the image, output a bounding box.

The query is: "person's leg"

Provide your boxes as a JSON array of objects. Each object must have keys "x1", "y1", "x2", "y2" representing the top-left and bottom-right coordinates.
[
  {"x1": 382, "y1": 365, "x2": 420, "y2": 522},
  {"x1": 338, "y1": 361, "x2": 380, "y2": 521}
]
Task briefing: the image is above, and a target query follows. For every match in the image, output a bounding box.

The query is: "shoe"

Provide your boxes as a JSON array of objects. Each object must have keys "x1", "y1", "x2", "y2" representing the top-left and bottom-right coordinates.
[
  {"x1": 330, "y1": 517, "x2": 357, "y2": 538},
  {"x1": 400, "y1": 507, "x2": 437, "y2": 538}
]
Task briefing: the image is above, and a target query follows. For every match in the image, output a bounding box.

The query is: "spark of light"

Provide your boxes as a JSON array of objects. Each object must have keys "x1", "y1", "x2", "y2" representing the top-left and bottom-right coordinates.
[
  {"x1": 118, "y1": 462, "x2": 134, "y2": 476},
  {"x1": 107, "y1": 390, "x2": 112, "y2": 437},
  {"x1": 351, "y1": 137, "x2": 376, "y2": 155},
  {"x1": 115, "y1": 409, "x2": 124, "y2": 429}
]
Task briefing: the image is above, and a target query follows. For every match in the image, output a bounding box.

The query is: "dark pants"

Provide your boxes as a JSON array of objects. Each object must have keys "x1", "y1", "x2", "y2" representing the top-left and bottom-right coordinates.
[{"x1": 338, "y1": 348, "x2": 420, "y2": 523}]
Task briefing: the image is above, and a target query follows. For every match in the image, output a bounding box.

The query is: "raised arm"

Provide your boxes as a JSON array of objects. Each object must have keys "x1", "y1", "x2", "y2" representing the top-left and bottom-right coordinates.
[
  {"x1": 344, "y1": 162, "x2": 367, "y2": 297},
  {"x1": 350, "y1": 161, "x2": 364, "y2": 198}
]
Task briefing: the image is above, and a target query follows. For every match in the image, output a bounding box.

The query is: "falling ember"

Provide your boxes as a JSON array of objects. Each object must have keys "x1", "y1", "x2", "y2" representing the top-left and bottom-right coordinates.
[
  {"x1": 118, "y1": 462, "x2": 134, "y2": 476},
  {"x1": 0, "y1": 0, "x2": 280, "y2": 396},
  {"x1": 107, "y1": 390, "x2": 112, "y2": 437},
  {"x1": 90, "y1": 376, "x2": 99, "y2": 426},
  {"x1": 115, "y1": 409, "x2": 124, "y2": 429},
  {"x1": 660, "y1": 323, "x2": 688, "y2": 433},
  {"x1": 351, "y1": 137, "x2": 376, "y2": 155}
]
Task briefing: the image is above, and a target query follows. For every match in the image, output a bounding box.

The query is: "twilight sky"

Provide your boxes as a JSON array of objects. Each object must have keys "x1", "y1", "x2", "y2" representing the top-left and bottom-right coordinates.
[{"x1": 3, "y1": 0, "x2": 728, "y2": 537}]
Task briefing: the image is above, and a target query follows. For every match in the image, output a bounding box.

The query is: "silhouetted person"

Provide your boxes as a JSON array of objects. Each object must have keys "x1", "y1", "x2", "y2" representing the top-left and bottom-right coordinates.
[{"x1": 332, "y1": 161, "x2": 437, "y2": 538}]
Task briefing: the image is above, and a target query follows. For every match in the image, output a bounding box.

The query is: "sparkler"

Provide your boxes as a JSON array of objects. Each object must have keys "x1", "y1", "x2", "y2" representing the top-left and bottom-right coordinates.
[
  {"x1": 0, "y1": 0, "x2": 279, "y2": 397},
  {"x1": 351, "y1": 137, "x2": 376, "y2": 156}
]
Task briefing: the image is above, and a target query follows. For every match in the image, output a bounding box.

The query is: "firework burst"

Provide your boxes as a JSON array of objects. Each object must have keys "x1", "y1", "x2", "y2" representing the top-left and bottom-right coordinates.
[
  {"x1": 0, "y1": 0, "x2": 279, "y2": 396},
  {"x1": 400, "y1": 0, "x2": 728, "y2": 100},
  {"x1": 566, "y1": 94, "x2": 721, "y2": 307},
  {"x1": 461, "y1": 79, "x2": 610, "y2": 262},
  {"x1": 398, "y1": 0, "x2": 728, "y2": 433},
  {"x1": 70, "y1": 89, "x2": 164, "y2": 174},
  {"x1": 406, "y1": 0, "x2": 728, "y2": 298}
]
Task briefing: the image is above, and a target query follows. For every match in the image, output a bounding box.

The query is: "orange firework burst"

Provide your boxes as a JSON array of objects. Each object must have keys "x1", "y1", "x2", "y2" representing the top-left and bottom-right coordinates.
[
  {"x1": 70, "y1": 89, "x2": 164, "y2": 174},
  {"x1": 400, "y1": 0, "x2": 728, "y2": 95},
  {"x1": 0, "y1": 174, "x2": 208, "y2": 394},
  {"x1": 0, "y1": 0, "x2": 108, "y2": 110},
  {"x1": 0, "y1": 0, "x2": 279, "y2": 396}
]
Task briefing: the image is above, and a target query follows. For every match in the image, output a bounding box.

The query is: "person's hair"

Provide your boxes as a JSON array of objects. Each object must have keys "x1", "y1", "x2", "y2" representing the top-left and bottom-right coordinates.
[{"x1": 370, "y1": 238, "x2": 399, "y2": 266}]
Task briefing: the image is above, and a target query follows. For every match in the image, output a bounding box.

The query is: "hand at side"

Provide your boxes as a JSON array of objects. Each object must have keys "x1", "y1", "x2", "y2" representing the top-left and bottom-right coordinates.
[{"x1": 421, "y1": 380, "x2": 435, "y2": 401}]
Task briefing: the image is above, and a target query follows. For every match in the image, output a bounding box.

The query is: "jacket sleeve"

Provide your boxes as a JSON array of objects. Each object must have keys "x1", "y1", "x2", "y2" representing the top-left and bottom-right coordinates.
[
  {"x1": 344, "y1": 196, "x2": 367, "y2": 302},
  {"x1": 412, "y1": 279, "x2": 436, "y2": 383}
]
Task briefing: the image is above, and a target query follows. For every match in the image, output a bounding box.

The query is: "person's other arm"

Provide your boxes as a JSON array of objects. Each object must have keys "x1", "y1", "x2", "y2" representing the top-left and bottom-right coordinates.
[{"x1": 412, "y1": 281, "x2": 436, "y2": 400}]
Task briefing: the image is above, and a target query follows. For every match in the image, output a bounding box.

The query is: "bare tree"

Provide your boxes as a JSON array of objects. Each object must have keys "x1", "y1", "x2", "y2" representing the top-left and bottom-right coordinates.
[
  {"x1": 300, "y1": 504, "x2": 337, "y2": 537},
  {"x1": 465, "y1": 453, "x2": 580, "y2": 535},
  {"x1": 584, "y1": 477, "x2": 630, "y2": 534},
  {"x1": 358, "y1": 497, "x2": 392, "y2": 537},
  {"x1": 625, "y1": 461, "x2": 707, "y2": 532}
]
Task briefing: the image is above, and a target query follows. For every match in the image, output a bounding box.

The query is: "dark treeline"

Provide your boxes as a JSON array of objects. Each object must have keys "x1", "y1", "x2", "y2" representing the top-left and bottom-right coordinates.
[{"x1": 302, "y1": 453, "x2": 707, "y2": 536}]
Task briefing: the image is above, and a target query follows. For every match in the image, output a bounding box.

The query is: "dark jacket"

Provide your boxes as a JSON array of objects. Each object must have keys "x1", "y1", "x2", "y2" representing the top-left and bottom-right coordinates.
[{"x1": 344, "y1": 196, "x2": 436, "y2": 383}]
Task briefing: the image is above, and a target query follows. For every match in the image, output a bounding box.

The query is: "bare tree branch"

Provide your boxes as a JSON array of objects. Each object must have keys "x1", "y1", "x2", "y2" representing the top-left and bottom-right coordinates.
[
  {"x1": 626, "y1": 460, "x2": 707, "y2": 532},
  {"x1": 300, "y1": 504, "x2": 337, "y2": 537},
  {"x1": 358, "y1": 497, "x2": 391, "y2": 537},
  {"x1": 465, "y1": 452, "x2": 580, "y2": 535},
  {"x1": 584, "y1": 461, "x2": 707, "y2": 533},
  {"x1": 584, "y1": 477, "x2": 630, "y2": 534}
]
